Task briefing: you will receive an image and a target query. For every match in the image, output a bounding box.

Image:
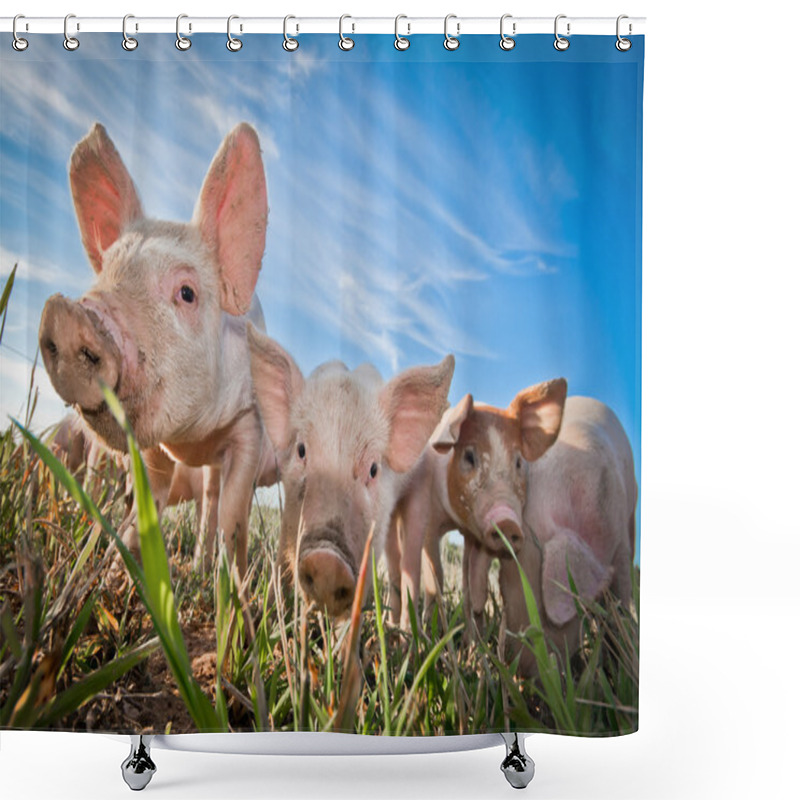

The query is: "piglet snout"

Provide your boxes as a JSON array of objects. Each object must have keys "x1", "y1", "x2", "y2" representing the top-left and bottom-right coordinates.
[
  {"x1": 484, "y1": 504, "x2": 524, "y2": 553},
  {"x1": 298, "y1": 547, "x2": 356, "y2": 619},
  {"x1": 39, "y1": 294, "x2": 121, "y2": 412},
  {"x1": 488, "y1": 520, "x2": 524, "y2": 552}
]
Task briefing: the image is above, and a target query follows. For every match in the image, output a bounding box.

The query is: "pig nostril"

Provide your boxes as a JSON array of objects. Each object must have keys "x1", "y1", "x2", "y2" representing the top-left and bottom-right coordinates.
[
  {"x1": 334, "y1": 587, "x2": 351, "y2": 603},
  {"x1": 491, "y1": 530, "x2": 501, "y2": 541},
  {"x1": 80, "y1": 346, "x2": 101, "y2": 367}
]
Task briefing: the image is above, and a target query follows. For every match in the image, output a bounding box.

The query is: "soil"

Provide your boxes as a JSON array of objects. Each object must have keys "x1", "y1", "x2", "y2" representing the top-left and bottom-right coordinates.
[{"x1": 66, "y1": 621, "x2": 218, "y2": 734}]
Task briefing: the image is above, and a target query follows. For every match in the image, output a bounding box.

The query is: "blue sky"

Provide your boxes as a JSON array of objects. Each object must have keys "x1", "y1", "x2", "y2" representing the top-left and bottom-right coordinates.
[{"x1": 0, "y1": 34, "x2": 643, "y2": 500}]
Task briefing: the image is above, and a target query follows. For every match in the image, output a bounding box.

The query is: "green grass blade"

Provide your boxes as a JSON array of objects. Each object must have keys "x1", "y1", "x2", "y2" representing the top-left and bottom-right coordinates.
[
  {"x1": 40, "y1": 637, "x2": 159, "y2": 727},
  {"x1": 0, "y1": 264, "x2": 17, "y2": 343},
  {"x1": 394, "y1": 624, "x2": 462, "y2": 735},
  {"x1": 370, "y1": 552, "x2": 392, "y2": 734}
]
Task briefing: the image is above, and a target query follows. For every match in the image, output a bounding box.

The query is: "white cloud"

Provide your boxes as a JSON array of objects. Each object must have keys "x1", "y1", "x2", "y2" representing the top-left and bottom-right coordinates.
[
  {"x1": 0, "y1": 246, "x2": 86, "y2": 292},
  {"x1": 0, "y1": 351, "x2": 67, "y2": 432}
]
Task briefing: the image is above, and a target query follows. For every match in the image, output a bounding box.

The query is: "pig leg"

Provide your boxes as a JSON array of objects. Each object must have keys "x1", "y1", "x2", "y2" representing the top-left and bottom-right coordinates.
[
  {"x1": 218, "y1": 410, "x2": 262, "y2": 580},
  {"x1": 421, "y1": 528, "x2": 444, "y2": 618},
  {"x1": 464, "y1": 538, "x2": 491, "y2": 635},
  {"x1": 385, "y1": 512, "x2": 403, "y2": 624},
  {"x1": 397, "y1": 489, "x2": 432, "y2": 631},
  {"x1": 193, "y1": 465, "x2": 221, "y2": 573}
]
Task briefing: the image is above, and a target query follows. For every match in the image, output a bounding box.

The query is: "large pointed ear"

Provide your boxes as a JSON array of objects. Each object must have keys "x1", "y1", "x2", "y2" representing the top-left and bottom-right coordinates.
[
  {"x1": 194, "y1": 123, "x2": 267, "y2": 316},
  {"x1": 69, "y1": 123, "x2": 143, "y2": 274},
  {"x1": 380, "y1": 354, "x2": 455, "y2": 473},
  {"x1": 247, "y1": 324, "x2": 304, "y2": 453},
  {"x1": 431, "y1": 393, "x2": 473, "y2": 454},
  {"x1": 509, "y1": 378, "x2": 567, "y2": 463},
  {"x1": 541, "y1": 531, "x2": 614, "y2": 627}
]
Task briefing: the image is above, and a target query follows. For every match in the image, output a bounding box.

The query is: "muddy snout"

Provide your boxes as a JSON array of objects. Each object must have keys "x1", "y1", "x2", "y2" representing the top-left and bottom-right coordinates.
[
  {"x1": 39, "y1": 294, "x2": 121, "y2": 411},
  {"x1": 486, "y1": 519, "x2": 524, "y2": 553},
  {"x1": 483, "y1": 504, "x2": 525, "y2": 554},
  {"x1": 297, "y1": 529, "x2": 357, "y2": 619}
]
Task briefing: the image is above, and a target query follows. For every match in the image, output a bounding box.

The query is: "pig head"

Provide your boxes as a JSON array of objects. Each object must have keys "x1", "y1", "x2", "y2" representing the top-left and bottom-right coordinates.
[
  {"x1": 38, "y1": 122, "x2": 272, "y2": 577},
  {"x1": 247, "y1": 326, "x2": 454, "y2": 620}
]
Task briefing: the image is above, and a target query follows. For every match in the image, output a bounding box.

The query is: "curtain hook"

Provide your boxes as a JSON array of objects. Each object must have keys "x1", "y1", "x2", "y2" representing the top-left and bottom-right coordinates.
[
  {"x1": 63, "y1": 13, "x2": 80, "y2": 51},
  {"x1": 122, "y1": 14, "x2": 138, "y2": 51},
  {"x1": 500, "y1": 14, "x2": 516, "y2": 51},
  {"x1": 394, "y1": 15, "x2": 410, "y2": 51},
  {"x1": 283, "y1": 15, "x2": 299, "y2": 51},
  {"x1": 227, "y1": 15, "x2": 242, "y2": 51},
  {"x1": 616, "y1": 15, "x2": 632, "y2": 51},
  {"x1": 339, "y1": 14, "x2": 354, "y2": 51},
  {"x1": 12, "y1": 14, "x2": 29, "y2": 51},
  {"x1": 554, "y1": 14, "x2": 570, "y2": 51},
  {"x1": 176, "y1": 14, "x2": 191, "y2": 50},
  {"x1": 444, "y1": 14, "x2": 460, "y2": 51}
]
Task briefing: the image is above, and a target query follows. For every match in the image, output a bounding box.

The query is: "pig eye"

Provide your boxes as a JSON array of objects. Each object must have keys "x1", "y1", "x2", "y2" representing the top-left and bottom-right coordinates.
[
  {"x1": 516, "y1": 455, "x2": 523, "y2": 470},
  {"x1": 180, "y1": 285, "x2": 196, "y2": 303},
  {"x1": 369, "y1": 462, "x2": 379, "y2": 479},
  {"x1": 463, "y1": 448, "x2": 476, "y2": 468},
  {"x1": 297, "y1": 442, "x2": 306, "y2": 460}
]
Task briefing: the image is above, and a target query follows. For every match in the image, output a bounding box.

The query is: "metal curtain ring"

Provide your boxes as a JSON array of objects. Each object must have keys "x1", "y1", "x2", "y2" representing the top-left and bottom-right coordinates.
[
  {"x1": 616, "y1": 15, "x2": 632, "y2": 51},
  {"x1": 499, "y1": 14, "x2": 515, "y2": 50},
  {"x1": 12, "y1": 14, "x2": 29, "y2": 51},
  {"x1": 63, "y1": 13, "x2": 79, "y2": 51},
  {"x1": 283, "y1": 15, "x2": 299, "y2": 51},
  {"x1": 394, "y1": 14, "x2": 410, "y2": 50},
  {"x1": 554, "y1": 14, "x2": 570, "y2": 51},
  {"x1": 122, "y1": 14, "x2": 138, "y2": 51},
  {"x1": 227, "y1": 15, "x2": 242, "y2": 51},
  {"x1": 339, "y1": 14, "x2": 354, "y2": 50},
  {"x1": 444, "y1": 14, "x2": 460, "y2": 51},
  {"x1": 176, "y1": 14, "x2": 191, "y2": 50}
]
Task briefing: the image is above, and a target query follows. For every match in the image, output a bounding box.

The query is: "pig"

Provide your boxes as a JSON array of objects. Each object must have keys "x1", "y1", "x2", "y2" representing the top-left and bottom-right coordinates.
[
  {"x1": 51, "y1": 414, "x2": 219, "y2": 567},
  {"x1": 51, "y1": 413, "x2": 122, "y2": 487},
  {"x1": 455, "y1": 395, "x2": 637, "y2": 677},
  {"x1": 246, "y1": 325, "x2": 455, "y2": 620},
  {"x1": 387, "y1": 379, "x2": 567, "y2": 631},
  {"x1": 520, "y1": 395, "x2": 637, "y2": 630},
  {"x1": 38, "y1": 122, "x2": 276, "y2": 578}
]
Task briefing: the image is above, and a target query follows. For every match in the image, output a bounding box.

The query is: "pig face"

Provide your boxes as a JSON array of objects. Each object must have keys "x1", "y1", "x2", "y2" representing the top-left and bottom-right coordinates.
[
  {"x1": 248, "y1": 327, "x2": 455, "y2": 619},
  {"x1": 431, "y1": 379, "x2": 567, "y2": 554},
  {"x1": 39, "y1": 123, "x2": 267, "y2": 452}
]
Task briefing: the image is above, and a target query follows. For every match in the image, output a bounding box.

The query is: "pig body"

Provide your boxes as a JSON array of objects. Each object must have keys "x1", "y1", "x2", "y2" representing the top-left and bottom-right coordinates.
[
  {"x1": 247, "y1": 327, "x2": 454, "y2": 620},
  {"x1": 39, "y1": 122, "x2": 274, "y2": 577},
  {"x1": 521, "y1": 396, "x2": 637, "y2": 629}
]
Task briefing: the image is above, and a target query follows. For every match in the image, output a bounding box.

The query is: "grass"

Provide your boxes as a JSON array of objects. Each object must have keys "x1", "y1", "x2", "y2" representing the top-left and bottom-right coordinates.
[{"x1": 0, "y1": 270, "x2": 639, "y2": 736}]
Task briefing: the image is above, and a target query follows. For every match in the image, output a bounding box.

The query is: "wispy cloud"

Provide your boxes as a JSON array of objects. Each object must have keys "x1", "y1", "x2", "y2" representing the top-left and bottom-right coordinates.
[{"x1": 0, "y1": 246, "x2": 86, "y2": 291}]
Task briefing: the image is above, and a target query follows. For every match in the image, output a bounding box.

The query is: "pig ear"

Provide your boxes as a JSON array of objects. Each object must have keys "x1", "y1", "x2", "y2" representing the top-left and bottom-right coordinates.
[
  {"x1": 70, "y1": 123, "x2": 143, "y2": 274},
  {"x1": 194, "y1": 123, "x2": 267, "y2": 316},
  {"x1": 509, "y1": 378, "x2": 567, "y2": 463},
  {"x1": 247, "y1": 324, "x2": 304, "y2": 453},
  {"x1": 541, "y1": 531, "x2": 614, "y2": 627},
  {"x1": 431, "y1": 393, "x2": 473, "y2": 454},
  {"x1": 381, "y1": 354, "x2": 456, "y2": 473}
]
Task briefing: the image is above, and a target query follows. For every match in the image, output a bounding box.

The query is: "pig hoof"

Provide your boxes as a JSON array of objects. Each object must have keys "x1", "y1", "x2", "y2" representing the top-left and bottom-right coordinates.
[
  {"x1": 500, "y1": 733, "x2": 534, "y2": 789},
  {"x1": 121, "y1": 735, "x2": 156, "y2": 791}
]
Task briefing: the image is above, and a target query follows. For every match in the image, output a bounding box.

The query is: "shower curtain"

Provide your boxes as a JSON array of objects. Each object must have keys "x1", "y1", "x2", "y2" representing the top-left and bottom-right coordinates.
[{"x1": 0, "y1": 27, "x2": 643, "y2": 739}]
